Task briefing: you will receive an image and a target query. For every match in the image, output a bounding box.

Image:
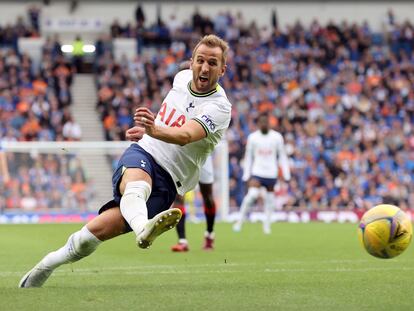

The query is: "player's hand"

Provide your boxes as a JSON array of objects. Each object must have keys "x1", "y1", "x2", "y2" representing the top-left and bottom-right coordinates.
[
  {"x1": 125, "y1": 126, "x2": 145, "y2": 142},
  {"x1": 134, "y1": 107, "x2": 156, "y2": 136}
]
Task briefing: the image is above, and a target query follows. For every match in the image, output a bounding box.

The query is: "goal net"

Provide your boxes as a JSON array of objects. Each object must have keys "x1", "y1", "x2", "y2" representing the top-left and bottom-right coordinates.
[{"x1": 0, "y1": 141, "x2": 229, "y2": 223}]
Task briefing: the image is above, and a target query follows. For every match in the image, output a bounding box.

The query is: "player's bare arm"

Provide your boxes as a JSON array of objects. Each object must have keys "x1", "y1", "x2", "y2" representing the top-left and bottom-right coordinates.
[{"x1": 134, "y1": 107, "x2": 207, "y2": 146}]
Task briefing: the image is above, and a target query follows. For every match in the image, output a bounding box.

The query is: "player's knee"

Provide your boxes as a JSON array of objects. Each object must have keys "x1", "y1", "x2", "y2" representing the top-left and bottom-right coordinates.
[
  {"x1": 123, "y1": 181, "x2": 151, "y2": 202},
  {"x1": 247, "y1": 187, "x2": 260, "y2": 200}
]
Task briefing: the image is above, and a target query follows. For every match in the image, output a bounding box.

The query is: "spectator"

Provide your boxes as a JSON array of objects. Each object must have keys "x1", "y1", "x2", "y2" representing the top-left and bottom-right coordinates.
[{"x1": 62, "y1": 115, "x2": 82, "y2": 141}]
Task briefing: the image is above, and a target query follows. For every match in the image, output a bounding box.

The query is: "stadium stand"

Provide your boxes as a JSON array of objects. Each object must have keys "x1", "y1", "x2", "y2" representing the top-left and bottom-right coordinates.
[
  {"x1": 99, "y1": 8, "x2": 414, "y2": 213},
  {"x1": 0, "y1": 16, "x2": 92, "y2": 211},
  {"x1": 1, "y1": 3, "x2": 414, "y2": 215}
]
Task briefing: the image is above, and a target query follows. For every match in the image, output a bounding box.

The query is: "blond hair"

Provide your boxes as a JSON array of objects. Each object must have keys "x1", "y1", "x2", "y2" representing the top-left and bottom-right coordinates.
[{"x1": 192, "y1": 34, "x2": 229, "y2": 65}]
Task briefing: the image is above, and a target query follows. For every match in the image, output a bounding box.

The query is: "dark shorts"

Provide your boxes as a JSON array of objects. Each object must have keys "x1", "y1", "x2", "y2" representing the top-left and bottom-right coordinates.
[
  {"x1": 99, "y1": 144, "x2": 177, "y2": 232},
  {"x1": 251, "y1": 175, "x2": 277, "y2": 190}
]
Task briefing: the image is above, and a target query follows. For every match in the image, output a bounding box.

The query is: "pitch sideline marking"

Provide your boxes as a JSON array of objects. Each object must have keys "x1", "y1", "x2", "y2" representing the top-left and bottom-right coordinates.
[{"x1": 2, "y1": 265, "x2": 414, "y2": 277}]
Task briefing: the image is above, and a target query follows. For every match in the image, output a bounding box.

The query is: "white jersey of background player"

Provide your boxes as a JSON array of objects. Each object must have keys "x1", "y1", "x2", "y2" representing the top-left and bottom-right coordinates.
[
  {"x1": 233, "y1": 113, "x2": 291, "y2": 234},
  {"x1": 139, "y1": 69, "x2": 230, "y2": 196}
]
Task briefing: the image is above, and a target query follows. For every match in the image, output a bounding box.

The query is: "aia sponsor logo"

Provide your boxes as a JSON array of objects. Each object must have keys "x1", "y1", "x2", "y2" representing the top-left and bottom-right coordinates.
[{"x1": 158, "y1": 102, "x2": 186, "y2": 127}]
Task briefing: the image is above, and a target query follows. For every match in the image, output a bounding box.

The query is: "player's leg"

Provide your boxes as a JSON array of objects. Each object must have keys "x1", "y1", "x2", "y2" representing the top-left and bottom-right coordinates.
[
  {"x1": 21, "y1": 163, "x2": 180, "y2": 287},
  {"x1": 171, "y1": 195, "x2": 189, "y2": 252},
  {"x1": 199, "y1": 182, "x2": 216, "y2": 250},
  {"x1": 262, "y1": 179, "x2": 277, "y2": 234},
  {"x1": 263, "y1": 189, "x2": 273, "y2": 234},
  {"x1": 19, "y1": 204, "x2": 129, "y2": 288},
  {"x1": 120, "y1": 167, "x2": 181, "y2": 249},
  {"x1": 113, "y1": 144, "x2": 181, "y2": 249},
  {"x1": 19, "y1": 144, "x2": 180, "y2": 287},
  {"x1": 199, "y1": 156, "x2": 216, "y2": 249},
  {"x1": 118, "y1": 167, "x2": 153, "y2": 238},
  {"x1": 233, "y1": 178, "x2": 261, "y2": 232}
]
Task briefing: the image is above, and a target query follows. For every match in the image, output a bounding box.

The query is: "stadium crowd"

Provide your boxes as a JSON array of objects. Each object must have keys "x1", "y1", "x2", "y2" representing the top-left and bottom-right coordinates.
[
  {"x1": 0, "y1": 13, "x2": 91, "y2": 211},
  {"x1": 98, "y1": 8, "x2": 414, "y2": 212},
  {"x1": 1, "y1": 6, "x2": 414, "y2": 213}
]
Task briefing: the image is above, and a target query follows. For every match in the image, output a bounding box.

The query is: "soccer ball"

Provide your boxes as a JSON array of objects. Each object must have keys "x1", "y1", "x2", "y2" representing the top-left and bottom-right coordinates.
[{"x1": 358, "y1": 204, "x2": 412, "y2": 259}]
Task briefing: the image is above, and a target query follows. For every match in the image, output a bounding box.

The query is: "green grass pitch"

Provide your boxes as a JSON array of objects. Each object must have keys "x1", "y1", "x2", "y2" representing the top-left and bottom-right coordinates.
[{"x1": 0, "y1": 222, "x2": 413, "y2": 311}]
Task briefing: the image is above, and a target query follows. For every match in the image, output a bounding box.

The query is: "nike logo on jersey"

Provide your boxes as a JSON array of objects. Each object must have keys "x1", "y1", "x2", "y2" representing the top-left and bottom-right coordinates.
[
  {"x1": 158, "y1": 102, "x2": 186, "y2": 127},
  {"x1": 186, "y1": 102, "x2": 195, "y2": 112}
]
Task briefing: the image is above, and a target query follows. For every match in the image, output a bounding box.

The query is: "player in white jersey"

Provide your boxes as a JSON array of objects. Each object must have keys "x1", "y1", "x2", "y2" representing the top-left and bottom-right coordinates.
[
  {"x1": 233, "y1": 113, "x2": 291, "y2": 234},
  {"x1": 19, "y1": 34, "x2": 231, "y2": 288},
  {"x1": 170, "y1": 155, "x2": 216, "y2": 252},
  {"x1": 168, "y1": 60, "x2": 217, "y2": 252}
]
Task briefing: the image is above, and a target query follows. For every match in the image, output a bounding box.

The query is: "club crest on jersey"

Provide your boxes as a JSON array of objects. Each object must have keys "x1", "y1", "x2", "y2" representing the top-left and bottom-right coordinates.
[
  {"x1": 158, "y1": 102, "x2": 186, "y2": 127},
  {"x1": 200, "y1": 114, "x2": 216, "y2": 131},
  {"x1": 186, "y1": 102, "x2": 195, "y2": 112}
]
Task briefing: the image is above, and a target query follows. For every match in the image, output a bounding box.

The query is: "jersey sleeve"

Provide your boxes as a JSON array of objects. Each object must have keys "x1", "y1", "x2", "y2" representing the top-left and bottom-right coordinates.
[{"x1": 192, "y1": 100, "x2": 231, "y2": 135}]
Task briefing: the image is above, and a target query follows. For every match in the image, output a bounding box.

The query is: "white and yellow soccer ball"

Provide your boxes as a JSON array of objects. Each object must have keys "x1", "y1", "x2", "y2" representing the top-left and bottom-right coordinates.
[{"x1": 358, "y1": 204, "x2": 412, "y2": 259}]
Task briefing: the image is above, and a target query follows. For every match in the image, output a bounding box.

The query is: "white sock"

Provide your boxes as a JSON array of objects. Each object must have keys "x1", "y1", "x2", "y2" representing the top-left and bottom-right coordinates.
[
  {"x1": 42, "y1": 226, "x2": 102, "y2": 270},
  {"x1": 263, "y1": 192, "x2": 275, "y2": 233},
  {"x1": 120, "y1": 181, "x2": 151, "y2": 236},
  {"x1": 205, "y1": 231, "x2": 215, "y2": 239},
  {"x1": 178, "y1": 239, "x2": 188, "y2": 245},
  {"x1": 236, "y1": 187, "x2": 260, "y2": 226}
]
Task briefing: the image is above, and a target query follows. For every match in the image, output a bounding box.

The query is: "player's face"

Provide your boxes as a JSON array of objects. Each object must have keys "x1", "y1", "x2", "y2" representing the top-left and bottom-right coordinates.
[
  {"x1": 257, "y1": 116, "x2": 269, "y2": 133},
  {"x1": 190, "y1": 44, "x2": 226, "y2": 93}
]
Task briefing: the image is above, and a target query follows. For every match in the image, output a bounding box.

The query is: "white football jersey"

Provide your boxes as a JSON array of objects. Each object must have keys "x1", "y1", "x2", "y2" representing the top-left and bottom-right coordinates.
[
  {"x1": 139, "y1": 70, "x2": 231, "y2": 195},
  {"x1": 242, "y1": 129, "x2": 291, "y2": 181}
]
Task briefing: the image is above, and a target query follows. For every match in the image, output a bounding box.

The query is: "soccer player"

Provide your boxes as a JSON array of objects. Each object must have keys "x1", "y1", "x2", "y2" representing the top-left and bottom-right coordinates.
[
  {"x1": 233, "y1": 113, "x2": 290, "y2": 234},
  {"x1": 19, "y1": 34, "x2": 231, "y2": 288},
  {"x1": 170, "y1": 155, "x2": 216, "y2": 252}
]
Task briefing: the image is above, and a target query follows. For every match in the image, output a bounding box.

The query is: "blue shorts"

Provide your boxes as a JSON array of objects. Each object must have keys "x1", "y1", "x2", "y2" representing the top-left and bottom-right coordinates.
[
  {"x1": 99, "y1": 144, "x2": 177, "y2": 231},
  {"x1": 251, "y1": 175, "x2": 277, "y2": 190}
]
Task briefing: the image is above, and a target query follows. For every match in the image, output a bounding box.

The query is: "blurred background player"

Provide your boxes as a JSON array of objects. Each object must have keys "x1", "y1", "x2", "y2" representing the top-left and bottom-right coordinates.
[
  {"x1": 233, "y1": 113, "x2": 290, "y2": 234},
  {"x1": 171, "y1": 155, "x2": 216, "y2": 252}
]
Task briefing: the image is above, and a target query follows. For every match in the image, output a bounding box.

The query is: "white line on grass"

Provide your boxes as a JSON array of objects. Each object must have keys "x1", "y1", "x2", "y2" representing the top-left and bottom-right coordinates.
[
  {"x1": 3, "y1": 265, "x2": 414, "y2": 278},
  {"x1": 265, "y1": 267, "x2": 414, "y2": 273}
]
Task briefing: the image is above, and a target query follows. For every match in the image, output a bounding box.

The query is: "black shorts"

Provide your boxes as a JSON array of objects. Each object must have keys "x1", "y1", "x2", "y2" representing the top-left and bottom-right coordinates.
[
  {"x1": 99, "y1": 144, "x2": 177, "y2": 232},
  {"x1": 251, "y1": 175, "x2": 277, "y2": 191}
]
